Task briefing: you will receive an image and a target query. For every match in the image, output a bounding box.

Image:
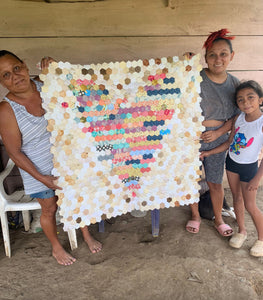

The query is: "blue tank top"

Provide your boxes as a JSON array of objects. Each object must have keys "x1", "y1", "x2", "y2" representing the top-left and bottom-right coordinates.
[{"x1": 4, "y1": 80, "x2": 53, "y2": 194}]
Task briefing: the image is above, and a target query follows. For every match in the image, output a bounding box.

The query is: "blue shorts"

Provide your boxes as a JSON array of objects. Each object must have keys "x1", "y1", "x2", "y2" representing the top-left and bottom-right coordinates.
[
  {"x1": 226, "y1": 154, "x2": 258, "y2": 182},
  {"x1": 30, "y1": 189, "x2": 55, "y2": 199}
]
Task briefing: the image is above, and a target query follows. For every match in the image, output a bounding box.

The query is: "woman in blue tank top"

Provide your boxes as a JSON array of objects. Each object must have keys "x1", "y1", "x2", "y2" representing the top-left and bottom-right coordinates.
[{"x1": 0, "y1": 51, "x2": 101, "y2": 265}]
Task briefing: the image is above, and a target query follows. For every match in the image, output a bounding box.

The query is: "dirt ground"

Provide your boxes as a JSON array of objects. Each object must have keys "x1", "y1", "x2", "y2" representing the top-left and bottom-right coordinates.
[{"x1": 0, "y1": 188, "x2": 263, "y2": 300}]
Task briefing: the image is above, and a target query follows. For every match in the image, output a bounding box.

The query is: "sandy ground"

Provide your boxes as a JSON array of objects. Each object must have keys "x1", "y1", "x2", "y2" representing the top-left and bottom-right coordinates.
[{"x1": 0, "y1": 188, "x2": 263, "y2": 300}]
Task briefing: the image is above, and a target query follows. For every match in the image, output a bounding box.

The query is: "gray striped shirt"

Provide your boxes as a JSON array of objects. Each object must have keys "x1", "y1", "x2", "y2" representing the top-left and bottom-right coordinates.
[{"x1": 4, "y1": 80, "x2": 53, "y2": 194}]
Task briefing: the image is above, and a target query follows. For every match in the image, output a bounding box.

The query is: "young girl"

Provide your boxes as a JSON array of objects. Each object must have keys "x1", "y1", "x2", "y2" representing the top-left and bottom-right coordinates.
[{"x1": 200, "y1": 80, "x2": 263, "y2": 257}]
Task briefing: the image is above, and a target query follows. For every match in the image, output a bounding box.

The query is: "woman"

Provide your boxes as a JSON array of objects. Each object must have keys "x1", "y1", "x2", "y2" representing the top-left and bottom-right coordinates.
[
  {"x1": 0, "y1": 50, "x2": 101, "y2": 265},
  {"x1": 186, "y1": 29, "x2": 239, "y2": 236}
]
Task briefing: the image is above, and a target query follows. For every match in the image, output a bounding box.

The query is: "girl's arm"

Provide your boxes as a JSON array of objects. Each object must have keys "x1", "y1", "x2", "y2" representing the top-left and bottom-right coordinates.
[
  {"x1": 247, "y1": 159, "x2": 263, "y2": 191},
  {"x1": 247, "y1": 125, "x2": 263, "y2": 191},
  {"x1": 201, "y1": 118, "x2": 234, "y2": 143},
  {"x1": 200, "y1": 116, "x2": 238, "y2": 160},
  {"x1": 0, "y1": 102, "x2": 61, "y2": 190}
]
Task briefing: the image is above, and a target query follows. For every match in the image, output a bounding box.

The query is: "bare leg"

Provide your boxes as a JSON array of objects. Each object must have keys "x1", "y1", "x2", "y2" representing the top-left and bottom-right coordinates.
[
  {"x1": 38, "y1": 196, "x2": 76, "y2": 265},
  {"x1": 227, "y1": 170, "x2": 246, "y2": 235},
  {"x1": 80, "y1": 226, "x2": 102, "y2": 253},
  {"x1": 186, "y1": 202, "x2": 201, "y2": 233},
  {"x1": 207, "y1": 181, "x2": 233, "y2": 235},
  {"x1": 241, "y1": 182, "x2": 263, "y2": 241}
]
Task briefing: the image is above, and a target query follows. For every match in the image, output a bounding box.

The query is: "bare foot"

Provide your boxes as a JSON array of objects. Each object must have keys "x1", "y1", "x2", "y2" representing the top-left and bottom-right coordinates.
[
  {"x1": 81, "y1": 226, "x2": 102, "y2": 253},
  {"x1": 84, "y1": 235, "x2": 102, "y2": 253},
  {"x1": 52, "y1": 246, "x2": 76, "y2": 266}
]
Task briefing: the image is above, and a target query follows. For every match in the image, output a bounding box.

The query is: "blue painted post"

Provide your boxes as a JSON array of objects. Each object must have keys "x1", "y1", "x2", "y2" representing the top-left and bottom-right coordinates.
[
  {"x1": 99, "y1": 220, "x2": 105, "y2": 233},
  {"x1": 151, "y1": 209, "x2": 160, "y2": 237}
]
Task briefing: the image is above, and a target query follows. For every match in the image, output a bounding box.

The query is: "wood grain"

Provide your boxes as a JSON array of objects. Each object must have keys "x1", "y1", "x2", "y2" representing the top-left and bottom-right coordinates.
[
  {"x1": 0, "y1": 36, "x2": 262, "y2": 72},
  {"x1": 1, "y1": 0, "x2": 262, "y2": 37}
]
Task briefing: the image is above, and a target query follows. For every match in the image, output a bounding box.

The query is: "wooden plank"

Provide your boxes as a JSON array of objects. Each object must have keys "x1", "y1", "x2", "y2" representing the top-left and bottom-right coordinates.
[
  {"x1": 231, "y1": 71, "x2": 263, "y2": 87},
  {"x1": 1, "y1": 0, "x2": 263, "y2": 37},
  {"x1": 0, "y1": 36, "x2": 262, "y2": 72},
  {"x1": 46, "y1": 0, "x2": 101, "y2": 2}
]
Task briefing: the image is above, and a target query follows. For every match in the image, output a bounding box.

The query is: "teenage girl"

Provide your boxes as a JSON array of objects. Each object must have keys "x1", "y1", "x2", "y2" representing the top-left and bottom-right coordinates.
[
  {"x1": 200, "y1": 80, "x2": 263, "y2": 257},
  {"x1": 186, "y1": 29, "x2": 239, "y2": 236}
]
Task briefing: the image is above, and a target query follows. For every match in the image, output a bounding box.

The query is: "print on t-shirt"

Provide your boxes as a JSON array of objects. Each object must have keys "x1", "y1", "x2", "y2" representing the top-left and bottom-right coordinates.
[{"x1": 230, "y1": 126, "x2": 254, "y2": 155}]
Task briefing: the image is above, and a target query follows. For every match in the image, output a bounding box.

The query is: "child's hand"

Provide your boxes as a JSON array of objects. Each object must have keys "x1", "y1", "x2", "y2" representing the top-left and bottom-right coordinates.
[
  {"x1": 199, "y1": 151, "x2": 210, "y2": 161},
  {"x1": 247, "y1": 177, "x2": 260, "y2": 191},
  {"x1": 201, "y1": 130, "x2": 219, "y2": 143}
]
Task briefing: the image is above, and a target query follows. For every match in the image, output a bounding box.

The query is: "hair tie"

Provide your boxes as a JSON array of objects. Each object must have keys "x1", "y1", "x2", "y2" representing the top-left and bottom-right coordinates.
[{"x1": 203, "y1": 29, "x2": 235, "y2": 50}]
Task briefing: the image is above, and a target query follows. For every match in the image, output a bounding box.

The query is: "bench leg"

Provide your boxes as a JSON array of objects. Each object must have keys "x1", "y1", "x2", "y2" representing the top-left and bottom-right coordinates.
[
  {"x1": 151, "y1": 209, "x2": 160, "y2": 237},
  {"x1": 99, "y1": 220, "x2": 104, "y2": 233}
]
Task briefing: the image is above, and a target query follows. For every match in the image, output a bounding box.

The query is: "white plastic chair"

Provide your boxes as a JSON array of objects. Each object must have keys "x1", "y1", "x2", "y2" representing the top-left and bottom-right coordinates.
[
  {"x1": 0, "y1": 158, "x2": 41, "y2": 257},
  {"x1": 67, "y1": 228, "x2": 78, "y2": 250}
]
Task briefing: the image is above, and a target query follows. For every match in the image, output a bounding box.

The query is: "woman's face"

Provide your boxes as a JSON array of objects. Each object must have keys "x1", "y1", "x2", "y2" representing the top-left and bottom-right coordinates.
[
  {"x1": 205, "y1": 40, "x2": 235, "y2": 75},
  {"x1": 0, "y1": 54, "x2": 30, "y2": 93}
]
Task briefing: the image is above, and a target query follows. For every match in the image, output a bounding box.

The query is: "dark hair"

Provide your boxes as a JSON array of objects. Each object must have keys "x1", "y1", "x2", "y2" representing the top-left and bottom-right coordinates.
[
  {"x1": 212, "y1": 38, "x2": 233, "y2": 53},
  {"x1": 235, "y1": 80, "x2": 263, "y2": 105},
  {"x1": 0, "y1": 50, "x2": 23, "y2": 63}
]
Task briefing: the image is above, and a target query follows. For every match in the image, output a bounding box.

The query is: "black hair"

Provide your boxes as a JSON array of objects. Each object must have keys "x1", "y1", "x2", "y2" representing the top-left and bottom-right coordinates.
[
  {"x1": 235, "y1": 80, "x2": 263, "y2": 106},
  {"x1": 213, "y1": 38, "x2": 233, "y2": 53},
  {"x1": 205, "y1": 38, "x2": 234, "y2": 56},
  {"x1": 0, "y1": 50, "x2": 23, "y2": 63}
]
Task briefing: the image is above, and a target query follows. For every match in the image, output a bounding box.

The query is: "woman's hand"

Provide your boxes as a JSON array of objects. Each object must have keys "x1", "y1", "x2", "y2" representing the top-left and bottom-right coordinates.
[
  {"x1": 40, "y1": 56, "x2": 55, "y2": 70},
  {"x1": 183, "y1": 52, "x2": 196, "y2": 60},
  {"x1": 40, "y1": 175, "x2": 62, "y2": 190},
  {"x1": 201, "y1": 130, "x2": 219, "y2": 143}
]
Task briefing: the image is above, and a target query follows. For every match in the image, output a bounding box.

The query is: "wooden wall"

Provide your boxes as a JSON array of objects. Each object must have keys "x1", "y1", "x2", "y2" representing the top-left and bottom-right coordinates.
[{"x1": 0, "y1": 0, "x2": 263, "y2": 98}]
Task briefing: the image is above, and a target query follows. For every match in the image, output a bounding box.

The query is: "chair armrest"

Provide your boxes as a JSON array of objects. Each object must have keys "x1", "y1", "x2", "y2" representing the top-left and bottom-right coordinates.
[{"x1": 0, "y1": 159, "x2": 15, "y2": 180}]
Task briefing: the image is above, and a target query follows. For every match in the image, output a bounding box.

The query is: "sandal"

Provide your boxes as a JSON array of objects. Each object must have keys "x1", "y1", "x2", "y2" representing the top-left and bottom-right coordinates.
[
  {"x1": 229, "y1": 233, "x2": 247, "y2": 248},
  {"x1": 215, "y1": 223, "x2": 233, "y2": 237},
  {"x1": 250, "y1": 240, "x2": 263, "y2": 257},
  {"x1": 222, "y1": 207, "x2": 236, "y2": 219},
  {"x1": 186, "y1": 220, "x2": 201, "y2": 234}
]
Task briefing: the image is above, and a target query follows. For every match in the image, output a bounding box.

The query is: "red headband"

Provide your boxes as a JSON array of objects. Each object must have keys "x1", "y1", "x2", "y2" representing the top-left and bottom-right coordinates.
[{"x1": 203, "y1": 29, "x2": 235, "y2": 50}]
